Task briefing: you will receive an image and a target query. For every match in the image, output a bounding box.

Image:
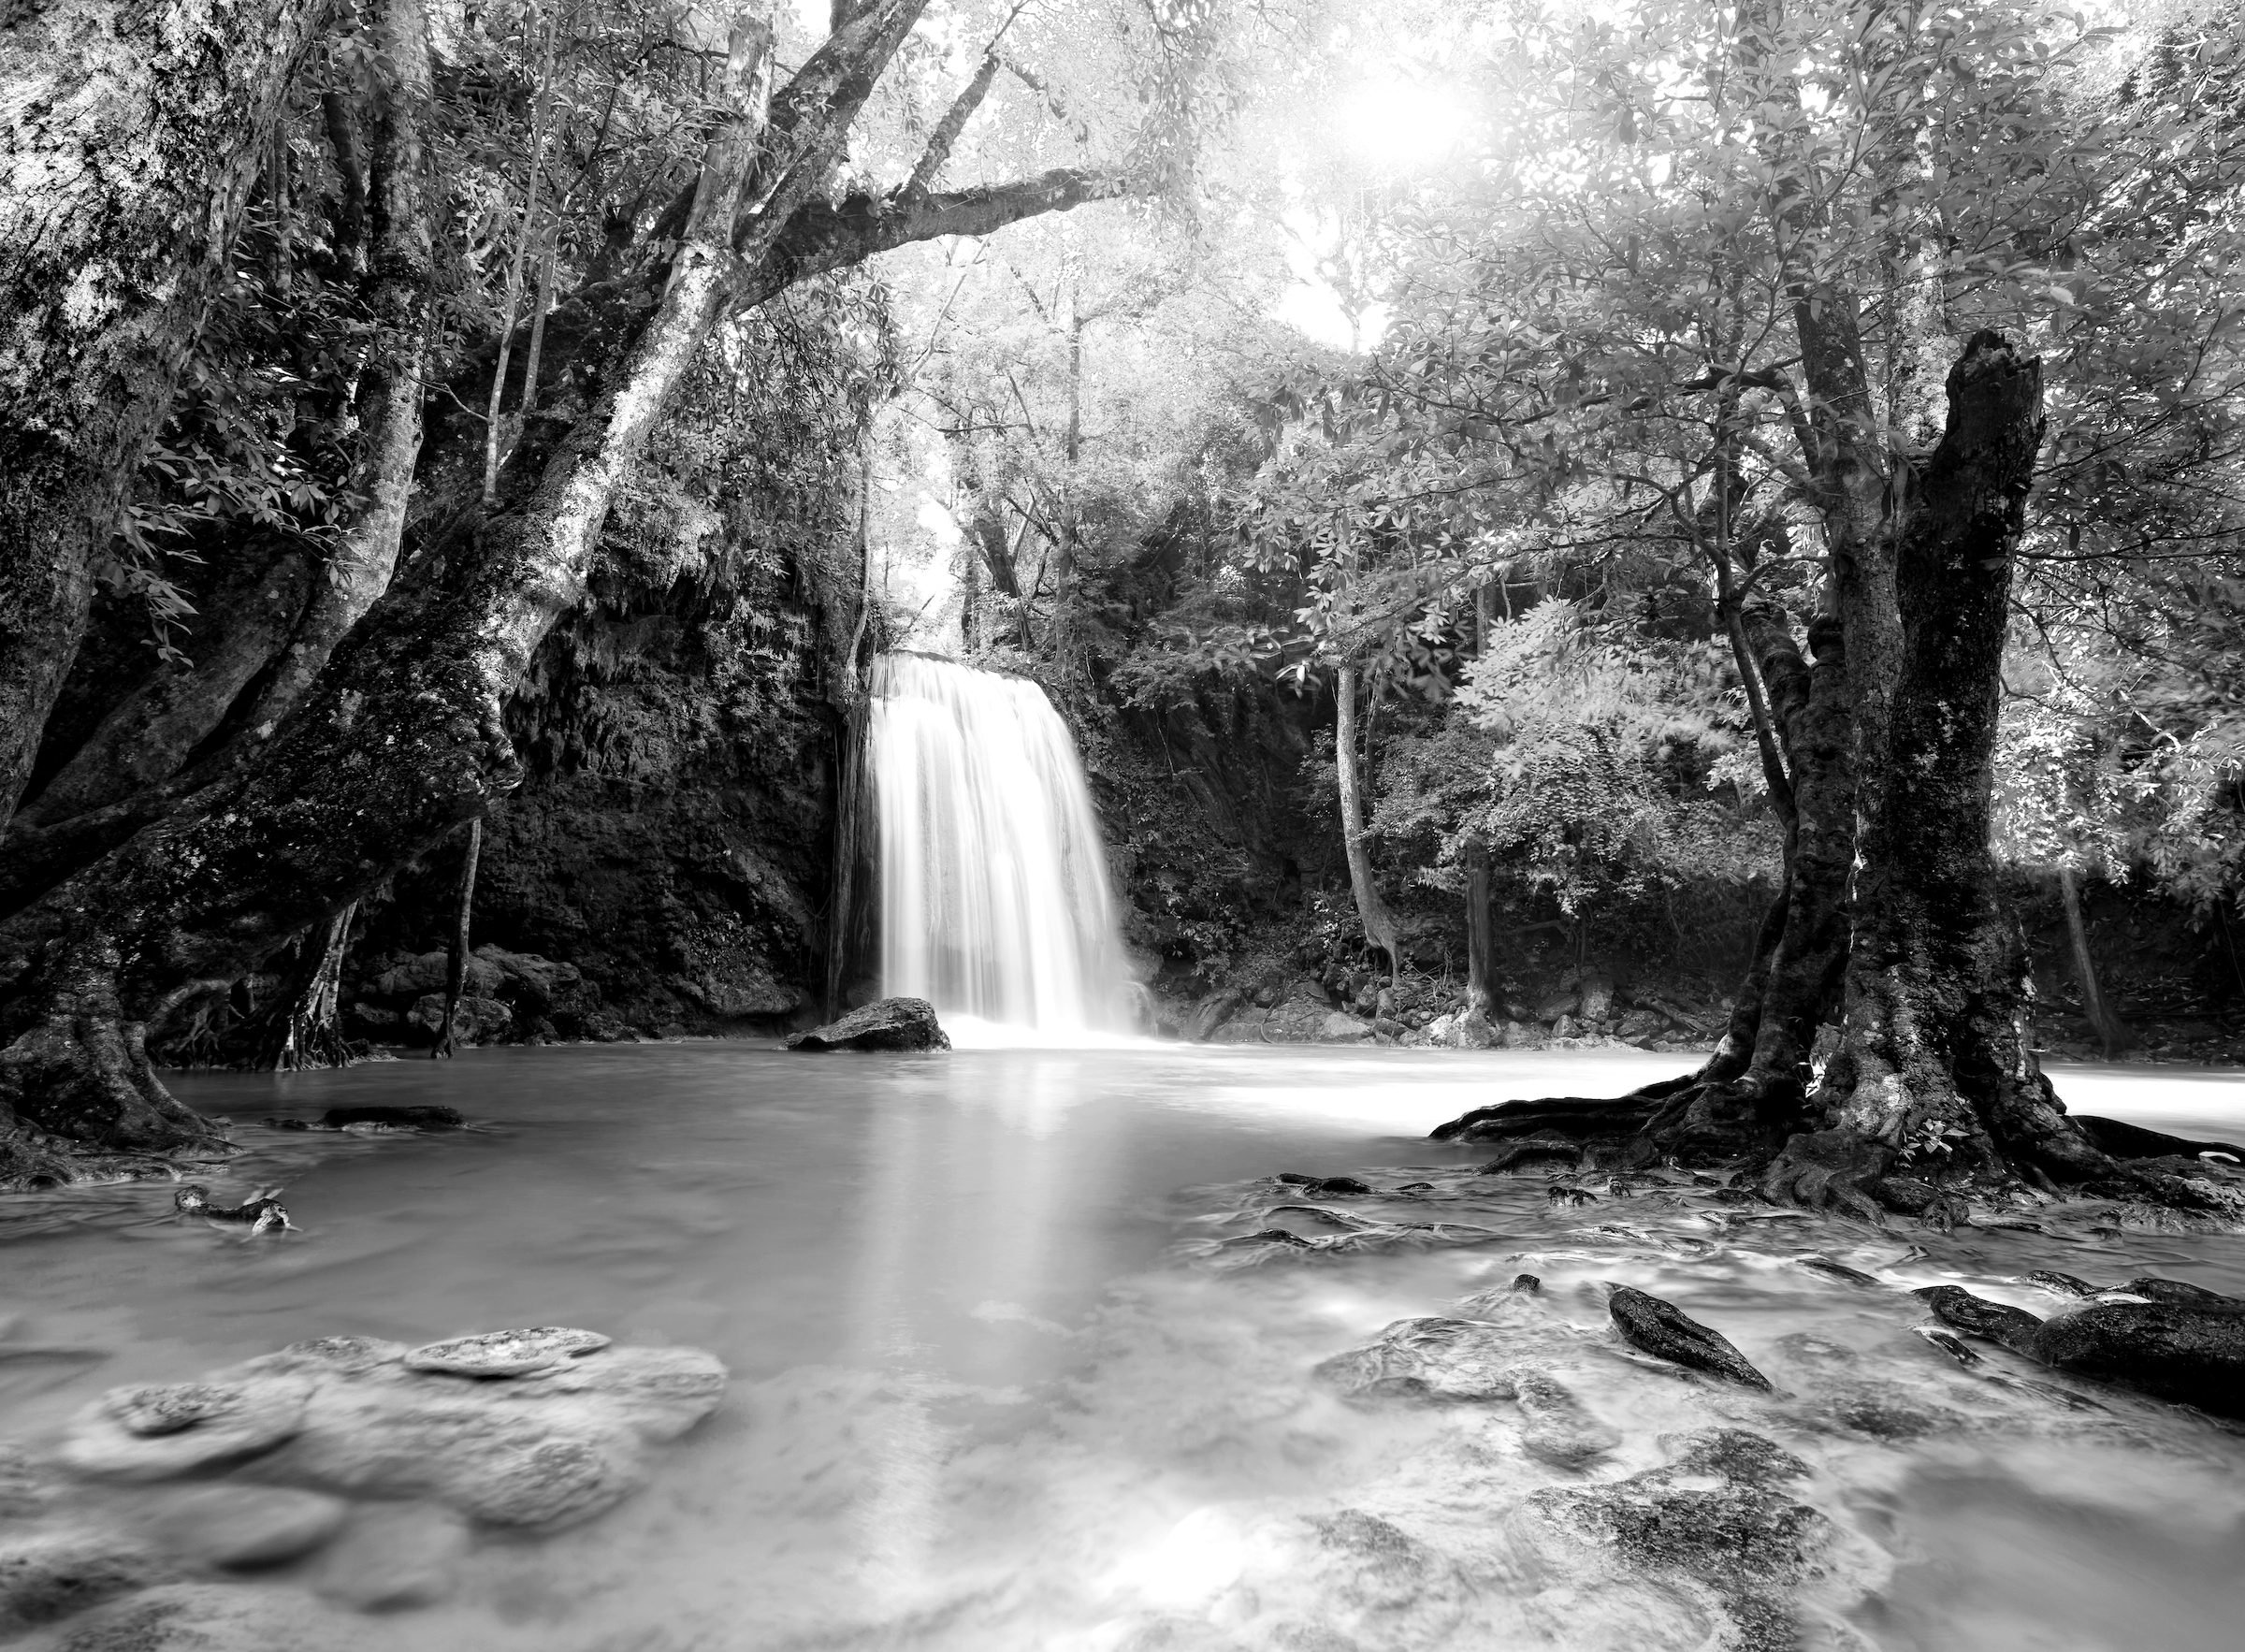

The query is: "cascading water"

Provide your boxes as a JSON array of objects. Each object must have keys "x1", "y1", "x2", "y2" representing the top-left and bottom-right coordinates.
[{"x1": 867, "y1": 653, "x2": 1134, "y2": 1036}]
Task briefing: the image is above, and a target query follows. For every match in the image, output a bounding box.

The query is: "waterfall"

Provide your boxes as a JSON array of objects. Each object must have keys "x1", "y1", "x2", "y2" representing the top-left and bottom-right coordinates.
[{"x1": 867, "y1": 654, "x2": 1133, "y2": 1036}]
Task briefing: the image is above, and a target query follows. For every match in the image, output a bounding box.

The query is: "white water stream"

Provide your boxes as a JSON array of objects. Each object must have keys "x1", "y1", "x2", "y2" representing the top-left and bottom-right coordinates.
[{"x1": 869, "y1": 654, "x2": 1133, "y2": 1038}]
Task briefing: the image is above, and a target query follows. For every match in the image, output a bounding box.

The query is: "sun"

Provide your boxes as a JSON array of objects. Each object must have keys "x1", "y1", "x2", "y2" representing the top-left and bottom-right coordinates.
[{"x1": 1340, "y1": 76, "x2": 1470, "y2": 170}]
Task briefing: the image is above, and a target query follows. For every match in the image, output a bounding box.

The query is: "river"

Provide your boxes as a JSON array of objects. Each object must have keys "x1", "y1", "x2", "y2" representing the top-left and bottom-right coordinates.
[{"x1": 3, "y1": 1046, "x2": 2241, "y2": 1649}]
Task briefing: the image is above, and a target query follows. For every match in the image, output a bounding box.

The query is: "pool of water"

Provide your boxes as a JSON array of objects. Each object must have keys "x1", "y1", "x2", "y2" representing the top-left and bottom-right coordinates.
[{"x1": 2, "y1": 1046, "x2": 2242, "y2": 1649}]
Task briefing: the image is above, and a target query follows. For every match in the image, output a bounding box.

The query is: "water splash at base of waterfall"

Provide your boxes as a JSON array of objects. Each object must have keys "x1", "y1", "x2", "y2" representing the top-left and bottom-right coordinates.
[{"x1": 870, "y1": 654, "x2": 1134, "y2": 1038}]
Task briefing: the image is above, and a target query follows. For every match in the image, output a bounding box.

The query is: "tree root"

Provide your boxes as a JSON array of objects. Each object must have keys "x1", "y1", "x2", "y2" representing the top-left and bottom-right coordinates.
[{"x1": 1432, "y1": 1087, "x2": 2245, "y2": 1230}]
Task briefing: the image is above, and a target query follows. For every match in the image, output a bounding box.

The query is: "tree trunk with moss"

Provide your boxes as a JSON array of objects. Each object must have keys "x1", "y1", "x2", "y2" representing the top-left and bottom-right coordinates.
[
  {"x1": 1432, "y1": 334, "x2": 2239, "y2": 1224},
  {"x1": 0, "y1": 0, "x2": 334, "y2": 838}
]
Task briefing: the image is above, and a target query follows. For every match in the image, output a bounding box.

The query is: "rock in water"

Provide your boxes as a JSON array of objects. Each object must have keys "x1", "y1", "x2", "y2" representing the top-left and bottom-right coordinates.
[
  {"x1": 784, "y1": 996, "x2": 949, "y2": 1052},
  {"x1": 62, "y1": 1378, "x2": 314, "y2": 1480},
  {"x1": 1911, "y1": 1285, "x2": 2045, "y2": 1357},
  {"x1": 132, "y1": 1485, "x2": 350, "y2": 1570},
  {"x1": 1607, "y1": 1285, "x2": 1773, "y2": 1390},
  {"x1": 320, "y1": 1105, "x2": 465, "y2": 1129},
  {"x1": 1313, "y1": 1318, "x2": 1520, "y2": 1403},
  {"x1": 402, "y1": 1326, "x2": 611, "y2": 1378},
  {"x1": 2028, "y1": 1300, "x2": 2245, "y2": 1418}
]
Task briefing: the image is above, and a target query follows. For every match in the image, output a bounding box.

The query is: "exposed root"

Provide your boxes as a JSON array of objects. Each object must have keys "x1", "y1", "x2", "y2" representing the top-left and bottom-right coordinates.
[{"x1": 1435, "y1": 1091, "x2": 2245, "y2": 1231}]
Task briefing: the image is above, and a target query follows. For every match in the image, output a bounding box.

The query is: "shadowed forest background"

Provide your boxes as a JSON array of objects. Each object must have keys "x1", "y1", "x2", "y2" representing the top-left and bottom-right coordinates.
[{"x1": 6, "y1": 0, "x2": 2245, "y2": 1193}]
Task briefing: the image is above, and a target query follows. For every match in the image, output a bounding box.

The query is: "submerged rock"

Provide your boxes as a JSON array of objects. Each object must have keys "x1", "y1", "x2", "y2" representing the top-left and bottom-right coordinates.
[
  {"x1": 1913, "y1": 1282, "x2": 2245, "y2": 1417},
  {"x1": 1314, "y1": 1318, "x2": 1519, "y2": 1404},
  {"x1": 0, "y1": 1529, "x2": 167, "y2": 1636},
  {"x1": 785, "y1": 996, "x2": 949, "y2": 1052},
  {"x1": 402, "y1": 1326, "x2": 611, "y2": 1378},
  {"x1": 2029, "y1": 1299, "x2": 2245, "y2": 1417},
  {"x1": 1511, "y1": 1367, "x2": 1621, "y2": 1469},
  {"x1": 1274, "y1": 1173, "x2": 1372, "y2": 1196},
  {"x1": 50, "y1": 1332, "x2": 726, "y2": 1533},
  {"x1": 1522, "y1": 1429, "x2": 1832, "y2": 1652},
  {"x1": 321, "y1": 1105, "x2": 466, "y2": 1130},
  {"x1": 1607, "y1": 1286, "x2": 1773, "y2": 1390},
  {"x1": 131, "y1": 1485, "x2": 349, "y2": 1570},
  {"x1": 36, "y1": 1581, "x2": 368, "y2": 1652},
  {"x1": 62, "y1": 1377, "x2": 314, "y2": 1481},
  {"x1": 309, "y1": 1502, "x2": 469, "y2": 1612}
]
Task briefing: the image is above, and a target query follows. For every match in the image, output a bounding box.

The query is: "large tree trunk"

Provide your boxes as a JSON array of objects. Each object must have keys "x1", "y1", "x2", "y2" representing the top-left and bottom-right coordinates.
[
  {"x1": 1433, "y1": 334, "x2": 2230, "y2": 1221},
  {"x1": 1334, "y1": 663, "x2": 1400, "y2": 982},
  {"x1": 0, "y1": 0, "x2": 334, "y2": 836},
  {"x1": 14, "y1": 0, "x2": 436, "y2": 836}
]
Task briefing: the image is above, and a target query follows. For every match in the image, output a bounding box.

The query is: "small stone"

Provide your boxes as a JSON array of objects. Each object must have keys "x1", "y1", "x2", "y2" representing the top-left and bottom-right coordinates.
[
  {"x1": 1607, "y1": 1285, "x2": 1772, "y2": 1390},
  {"x1": 311, "y1": 1503, "x2": 470, "y2": 1611},
  {"x1": 134, "y1": 1485, "x2": 350, "y2": 1570},
  {"x1": 259, "y1": 1337, "x2": 410, "y2": 1377},
  {"x1": 63, "y1": 1376, "x2": 312, "y2": 1481},
  {"x1": 401, "y1": 1326, "x2": 611, "y2": 1378}
]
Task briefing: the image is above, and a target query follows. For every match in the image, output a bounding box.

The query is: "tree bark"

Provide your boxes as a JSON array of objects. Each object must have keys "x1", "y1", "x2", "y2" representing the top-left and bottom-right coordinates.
[
  {"x1": 2058, "y1": 865, "x2": 2129, "y2": 1059},
  {"x1": 1465, "y1": 842, "x2": 1497, "y2": 1018},
  {"x1": 13, "y1": 0, "x2": 437, "y2": 838},
  {"x1": 1334, "y1": 663, "x2": 1400, "y2": 982},
  {"x1": 0, "y1": 4, "x2": 787, "y2": 1170},
  {"x1": 435, "y1": 820, "x2": 481, "y2": 1058},
  {"x1": 0, "y1": 0, "x2": 334, "y2": 836}
]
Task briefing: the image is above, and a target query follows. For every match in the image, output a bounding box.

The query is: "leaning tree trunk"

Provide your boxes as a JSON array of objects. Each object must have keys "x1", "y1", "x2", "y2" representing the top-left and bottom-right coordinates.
[
  {"x1": 1334, "y1": 663, "x2": 1401, "y2": 983},
  {"x1": 14, "y1": 0, "x2": 436, "y2": 838},
  {"x1": 435, "y1": 819, "x2": 482, "y2": 1058},
  {"x1": 0, "y1": 0, "x2": 333, "y2": 836},
  {"x1": 0, "y1": 9, "x2": 780, "y2": 1169}
]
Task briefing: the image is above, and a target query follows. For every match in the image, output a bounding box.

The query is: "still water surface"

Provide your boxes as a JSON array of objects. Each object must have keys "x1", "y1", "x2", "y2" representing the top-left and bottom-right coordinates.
[{"x1": 3, "y1": 1046, "x2": 2243, "y2": 1649}]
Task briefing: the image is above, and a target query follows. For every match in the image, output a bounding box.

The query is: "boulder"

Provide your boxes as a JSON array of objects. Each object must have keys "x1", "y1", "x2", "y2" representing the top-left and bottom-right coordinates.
[
  {"x1": 372, "y1": 950, "x2": 503, "y2": 1000},
  {"x1": 1511, "y1": 1367, "x2": 1621, "y2": 1469},
  {"x1": 405, "y1": 993, "x2": 512, "y2": 1045},
  {"x1": 1319, "y1": 1011, "x2": 1374, "y2": 1044},
  {"x1": 1577, "y1": 971, "x2": 1615, "y2": 1022},
  {"x1": 1615, "y1": 1008, "x2": 1667, "y2": 1044},
  {"x1": 1533, "y1": 989, "x2": 1581, "y2": 1023},
  {"x1": 2028, "y1": 1299, "x2": 2245, "y2": 1417},
  {"x1": 785, "y1": 996, "x2": 949, "y2": 1052}
]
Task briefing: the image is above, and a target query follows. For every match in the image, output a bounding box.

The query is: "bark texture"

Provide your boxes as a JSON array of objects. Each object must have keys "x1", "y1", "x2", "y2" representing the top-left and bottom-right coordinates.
[
  {"x1": 0, "y1": 0, "x2": 333, "y2": 834},
  {"x1": 1334, "y1": 664, "x2": 1400, "y2": 979}
]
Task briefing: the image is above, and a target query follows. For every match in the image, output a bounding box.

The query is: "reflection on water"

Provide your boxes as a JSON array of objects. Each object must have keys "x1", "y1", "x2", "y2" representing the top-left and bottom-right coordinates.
[{"x1": 0, "y1": 1046, "x2": 2239, "y2": 1649}]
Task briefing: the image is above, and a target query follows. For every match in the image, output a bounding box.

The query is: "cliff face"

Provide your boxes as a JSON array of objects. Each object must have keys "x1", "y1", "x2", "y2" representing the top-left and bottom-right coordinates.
[{"x1": 340, "y1": 519, "x2": 855, "y2": 1045}]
